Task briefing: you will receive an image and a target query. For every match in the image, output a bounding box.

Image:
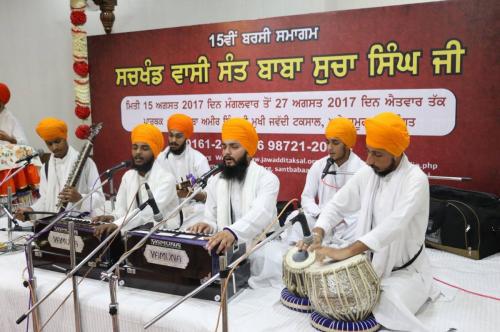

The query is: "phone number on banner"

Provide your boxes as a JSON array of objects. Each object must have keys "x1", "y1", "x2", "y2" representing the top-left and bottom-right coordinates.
[{"x1": 189, "y1": 139, "x2": 327, "y2": 152}]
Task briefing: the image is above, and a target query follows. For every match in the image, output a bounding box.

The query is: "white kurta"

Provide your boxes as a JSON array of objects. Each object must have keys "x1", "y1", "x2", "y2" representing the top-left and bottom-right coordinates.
[
  {"x1": 157, "y1": 144, "x2": 210, "y2": 229},
  {"x1": 30, "y1": 146, "x2": 105, "y2": 216},
  {"x1": 204, "y1": 161, "x2": 281, "y2": 288},
  {"x1": 316, "y1": 155, "x2": 434, "y2": 332},
  {"x1": 0, "y1": 109, "x2": 28, "y2": 145},
  {"x1": 292, "y1": 151, "x2": 364, "y2": 246},
  {"x1": 204, "y1": 161, "x2": 279, "y2": 242},
  {"x1": 112, "y1": 161, "x2": 179, "y2": 232}
]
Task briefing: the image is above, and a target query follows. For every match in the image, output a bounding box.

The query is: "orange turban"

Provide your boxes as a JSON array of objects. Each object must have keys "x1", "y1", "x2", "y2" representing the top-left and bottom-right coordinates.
[
  {"x1": 167, "y1": 113, "x2": 193, "y2": 138},
  {"x1": 131, "y1": 123, "x2": 165, "y2": 158},
  {"x1": 325, "y1": 118, "x2": 357, "y2": 148},
  {"x1": 221, "y1": 118, "x2": 259, "y2": 157},
  {"x1": 365, "y1": 112, "x2": 410, "y2": 157},
  {"x1": 0, "y1": 83, "x2": 10, "y2": 105},
  {"x1": 36, "y1": 118, "x2": 68, "y2": 141}
]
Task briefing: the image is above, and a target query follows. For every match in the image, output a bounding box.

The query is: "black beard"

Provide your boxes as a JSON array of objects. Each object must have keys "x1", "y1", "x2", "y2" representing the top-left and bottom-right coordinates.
[
  {"x1": 221, "y1": 154, "x2": 249, "y2": 182},
  {"x1": 371, "y1": 158, "x2": 397, "y2": 177},
  {"x1": 169, "y1": 141, "x2": 187, "y2": 155},
  {"x1": 131, "y1": 156, "x2": 155, "y2": 174}
]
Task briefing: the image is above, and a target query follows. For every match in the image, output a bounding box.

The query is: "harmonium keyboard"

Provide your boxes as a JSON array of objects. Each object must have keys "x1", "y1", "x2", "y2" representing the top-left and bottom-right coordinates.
[
  {"x1": 32, "y1": 216, "x2": 123, "y2": 279},
  {"x1": 120, "y1": 226, "x2": 250, "y2": 302}
]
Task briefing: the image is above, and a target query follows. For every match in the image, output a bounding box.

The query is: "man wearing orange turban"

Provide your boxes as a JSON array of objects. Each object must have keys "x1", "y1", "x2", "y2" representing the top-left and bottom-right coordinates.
[
  {"x1": 190, "y1": 118, "x2": 280, "y2": 269},
  {"x1": 15, "y1": 117, "x2": 105, "y2": 220},
  {"x1": 94, "y1": 123, "x2": 179, "y2": 237},
  {"x1": 0, "y1": 82, "x2": 28, "y2": 145},
  {"x1": 157, "y1": 114, "x2": 210, "y2": 229},
  {"x1": 290, "y1": 117, "x2": 364, "y2": 247},
  {"x1": 300, "y1": 112, "x2": 434, "y2": 331}
]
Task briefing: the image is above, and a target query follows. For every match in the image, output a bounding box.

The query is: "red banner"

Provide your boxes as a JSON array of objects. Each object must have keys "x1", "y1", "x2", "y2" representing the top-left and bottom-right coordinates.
[{"x1": 88, "y1": 0, "x2": 500, "y2": 199}]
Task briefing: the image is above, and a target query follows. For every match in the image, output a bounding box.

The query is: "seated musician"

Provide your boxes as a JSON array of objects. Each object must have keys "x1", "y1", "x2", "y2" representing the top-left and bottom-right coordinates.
[
  {"x1": 289, "y1": 117, "x2": 364, "y2": 247},
  {"x1": 94, "y1": 123, "x2": 179, "y2": 237},
  {"x1": 157, "y1": 113, "x2": 210, "y2": 230},
  {"x1": 299, "y1": 112, "x2": 435, "y2": 331},
  {"x1": 15, "y1": 118, "x2": 105, "y2": 219},
  {"x1": 0, "y1": 82, "x2": 28, "y2": 145},
  {"x1": 189, "y1": 118, "x2": 280, "y2": 286}
]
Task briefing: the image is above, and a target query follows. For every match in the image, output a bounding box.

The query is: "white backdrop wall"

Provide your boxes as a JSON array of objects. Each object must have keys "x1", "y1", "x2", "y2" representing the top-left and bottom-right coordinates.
[{"x1": 0, "y1": 0, "x2": 442, "y2": 151}]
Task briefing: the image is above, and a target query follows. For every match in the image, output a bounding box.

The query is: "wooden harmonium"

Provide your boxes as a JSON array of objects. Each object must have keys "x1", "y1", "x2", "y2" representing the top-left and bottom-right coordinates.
[
  {"x1": 121, "y1": 227, "x2": 250, "y2": 301},
  {"x1": 32, "y1": 216, "x2": 123, "y2": 279}
]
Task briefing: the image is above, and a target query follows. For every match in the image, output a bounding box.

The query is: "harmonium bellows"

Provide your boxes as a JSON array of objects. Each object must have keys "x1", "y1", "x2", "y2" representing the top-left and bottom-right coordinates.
[
  {"x1": 120, "y1": 227, "x2": 250, "y2": 301},
  {"x1": 32, "y1": 216, "x2": 122, "y2": 279}
]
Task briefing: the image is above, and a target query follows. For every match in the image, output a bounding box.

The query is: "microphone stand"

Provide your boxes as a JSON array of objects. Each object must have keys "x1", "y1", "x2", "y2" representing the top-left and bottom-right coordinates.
[
  {"x1": 325, "y1": 170, "x2": 472, "y2": 182},
  {"x1": 16, "y1": 177, "x2": 110, "y2": 330},
  {"x1": 101, "y1": 185, "x2": 205, "y2": 332},
  {"x1": 144, "y1": 222, "x2": 292, "y2": 330},
  {"x1": 108, "y1": 172, "x2": 117, "y2": 211},
  {"x1": 0, "y1": 160, "x2": 33, "y2": 252}
]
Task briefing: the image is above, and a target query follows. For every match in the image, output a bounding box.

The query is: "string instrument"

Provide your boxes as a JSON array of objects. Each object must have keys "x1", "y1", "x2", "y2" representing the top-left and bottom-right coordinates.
[
  {"x1": 175, "y1": 174, "x2": 196, "y2": 192},
  {"x1": 56, "y1": 123, "x2": 103, "y2": 212}
]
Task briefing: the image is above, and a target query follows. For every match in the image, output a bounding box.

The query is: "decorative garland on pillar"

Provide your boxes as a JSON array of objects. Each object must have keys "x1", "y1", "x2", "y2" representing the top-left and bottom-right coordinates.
[{"x1": 71, "y1": 0, "x2": 91, "y2": 139}]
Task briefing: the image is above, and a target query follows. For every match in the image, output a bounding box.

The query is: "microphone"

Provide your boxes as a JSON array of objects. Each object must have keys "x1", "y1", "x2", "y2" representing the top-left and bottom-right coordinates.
[
  {"x1": 104, "y1": 160, "x2": 131, "y2": 175},
  {"x1": 144, "y1": 183, "x2": 163, "y2": 222},
  {"x1": 289, "y1": 208, "x2": 313, "y2": 245},
  {"x1": 321, "y1": 158, "x2": 334, "y2": 179},
  {"x1": 195, "y1": 163, "x2": 224, "y2": 187},
  {"x1": 15, "y1": 152, "x2": 40, "y2": 164},
  {"x1": 289, "y1": 209, "x2": 313, "y2": 263}
]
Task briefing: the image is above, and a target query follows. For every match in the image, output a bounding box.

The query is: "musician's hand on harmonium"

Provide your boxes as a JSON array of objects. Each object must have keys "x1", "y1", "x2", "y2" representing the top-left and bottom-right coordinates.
[
  {"x1": 94, "y1": 223, "x2": 118, "y2": 238},
  {"x1": 207, "y1": 230, "x2": 236, "y2": 255},
  {"x1": 187, "y1": 222, "x2": 213, "y2": 234},
  {"x1": 91, "y1": 215, "x2": 115, "y2": 224},
  {"x1": 58, "y1": 186, "x2": 82, "y2": 203},
  {"x1": 14, "y1": 207, "x2": 34, "y2": 221}
]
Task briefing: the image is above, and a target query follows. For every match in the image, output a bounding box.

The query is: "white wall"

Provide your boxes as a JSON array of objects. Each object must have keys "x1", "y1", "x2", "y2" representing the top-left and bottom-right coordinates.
[{"x1": 0, "y1": 0, "x2": 443, "y2": 151}]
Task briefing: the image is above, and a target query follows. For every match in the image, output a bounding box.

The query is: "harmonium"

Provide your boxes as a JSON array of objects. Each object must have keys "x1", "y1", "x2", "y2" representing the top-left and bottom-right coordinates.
[
  {"x1": 32, "y1": 215, "x2": 123, "y2": 279},
  {"x1": 120, "y1": 225, "x2": 250, "y2": 302}
]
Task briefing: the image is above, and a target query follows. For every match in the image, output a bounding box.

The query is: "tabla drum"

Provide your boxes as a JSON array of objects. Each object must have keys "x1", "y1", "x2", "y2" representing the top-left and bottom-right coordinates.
[
  {"x1": 305, "y1": 254, "x2": 380, "y2": 322},
  {"x1": 280, "y1": 246, "x2": 316, "y2": 312}
]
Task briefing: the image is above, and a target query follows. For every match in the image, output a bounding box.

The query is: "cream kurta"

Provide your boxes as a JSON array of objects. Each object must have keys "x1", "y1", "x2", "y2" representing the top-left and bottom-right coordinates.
[
  {"x1": 157, "y1": 144, "x2": 210, "y2": 229},
  {"x1": 112, "y1": 161, "x2": 179, "y2": 232},
  {"x1": 30, "y1": 146, "x2": 105, "y2": 216},
  {"x1": 294, "y1": 151, "x2": 364, "y2": 246},
  {"x1": 316, "y1": 155, "x2": 434, "y2": 332},
  {"x1": 0, "y1": 109, "x2": 28, "y2": 145}
]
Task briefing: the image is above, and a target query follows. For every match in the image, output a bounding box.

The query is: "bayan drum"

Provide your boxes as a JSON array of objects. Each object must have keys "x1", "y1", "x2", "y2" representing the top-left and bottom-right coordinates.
[
  {"x1": 305, "y1": 254, "x2": 380, "y2": 322},
  {"x1": 280, "y1": 246, "x2": 316, "y2": 312}
]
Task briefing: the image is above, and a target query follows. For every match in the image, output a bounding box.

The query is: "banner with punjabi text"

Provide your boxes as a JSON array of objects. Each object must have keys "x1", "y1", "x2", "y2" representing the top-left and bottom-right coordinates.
[{"x1": 88, "y1": 0, "x2": 500, "y2": 199}]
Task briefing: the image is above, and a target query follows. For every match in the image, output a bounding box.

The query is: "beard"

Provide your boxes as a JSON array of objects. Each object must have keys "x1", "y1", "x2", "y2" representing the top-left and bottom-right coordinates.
[
  {"x1": 221, "y1": 153, "x2": 250, "y2": 182},
  {"x1": 371, "y1": 158, "x2": 397, "y2": 177},
  {"x1": 131, "y1": 156, "x2": 155, "y2": 174},
  {"x1": 169, "y1": 141, "x2": 187, "y2": 155}
]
